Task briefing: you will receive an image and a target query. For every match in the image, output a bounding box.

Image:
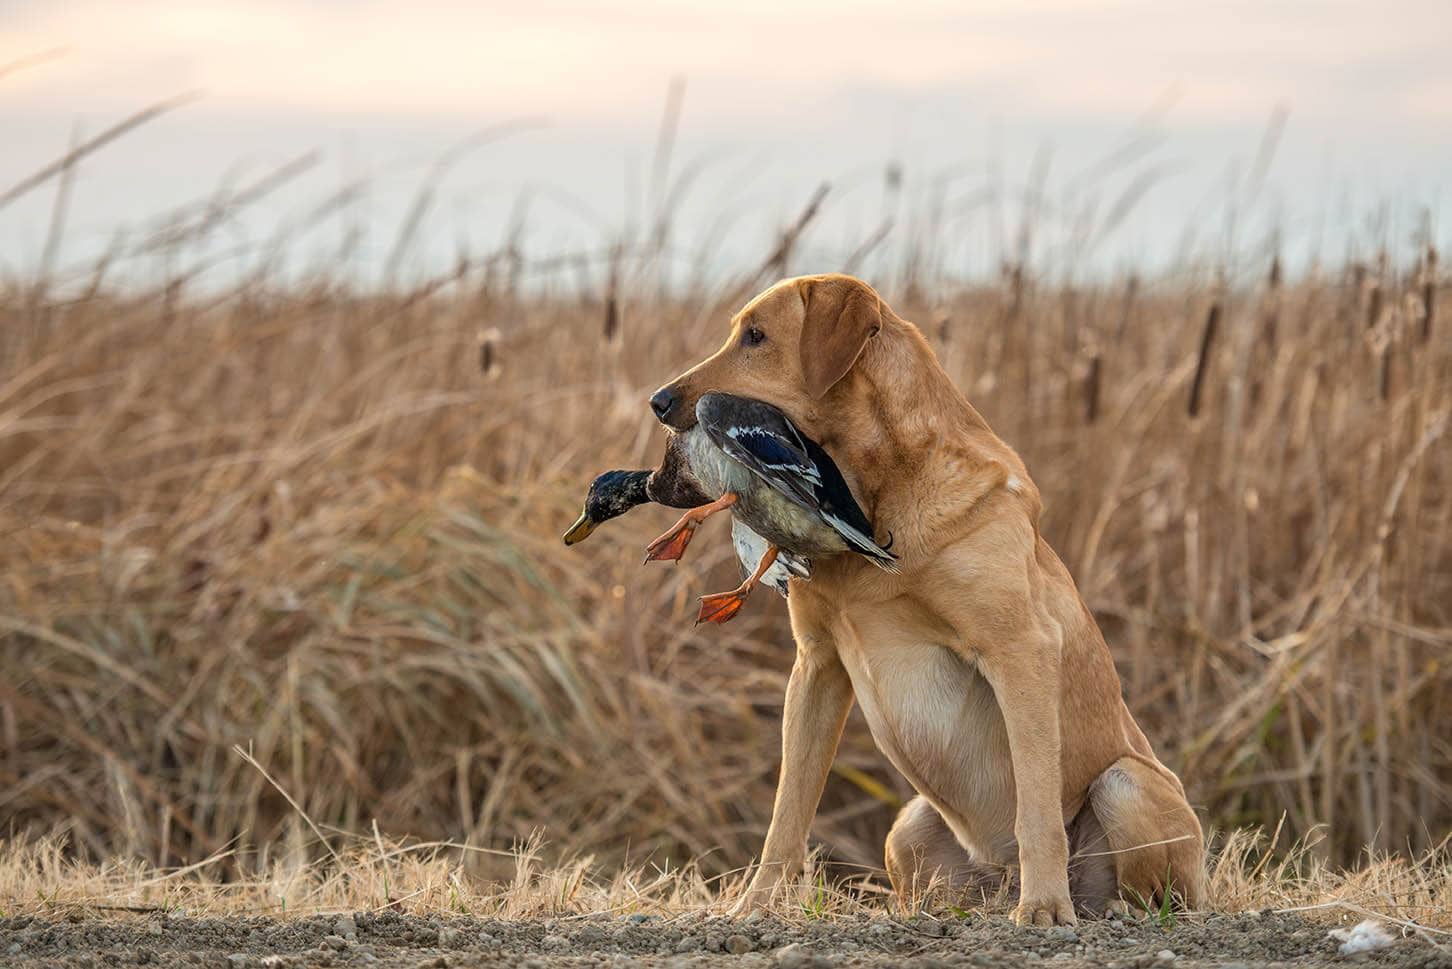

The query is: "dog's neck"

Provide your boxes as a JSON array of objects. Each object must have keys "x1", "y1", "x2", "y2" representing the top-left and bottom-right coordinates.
[{"x1": 819, "y1": 312, "x2": 1022, "y2": 553}]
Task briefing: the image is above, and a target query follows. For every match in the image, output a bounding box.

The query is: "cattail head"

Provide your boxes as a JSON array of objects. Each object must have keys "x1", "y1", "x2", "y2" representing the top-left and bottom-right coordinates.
[
  {"x1": 1188, "y1": 301, "x2": 1221, "y2": 419},
  {"x1": 1084, "y1": 351, "x2": 1102, "y2": 425},
  {"x1": 478, "y1": 327, "x2": 501, "y2": 380},
  {"x1": 603, "y1": 295, "x2": 620, "y2": 343},
  {"x1": 1423, "y1": 245, "x2": 1438, "y2": 343}
]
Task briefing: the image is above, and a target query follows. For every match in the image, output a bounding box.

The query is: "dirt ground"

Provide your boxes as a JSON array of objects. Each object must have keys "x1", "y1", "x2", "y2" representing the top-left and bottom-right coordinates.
[{"x1": 3, "y1": 911, "x2": 1449, "y2": 969}]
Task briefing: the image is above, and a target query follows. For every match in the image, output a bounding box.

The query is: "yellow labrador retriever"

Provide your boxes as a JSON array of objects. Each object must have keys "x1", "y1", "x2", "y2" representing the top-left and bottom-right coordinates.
[{"x1": 648, "y1": 274, "x2": 1203, "y2": 925}]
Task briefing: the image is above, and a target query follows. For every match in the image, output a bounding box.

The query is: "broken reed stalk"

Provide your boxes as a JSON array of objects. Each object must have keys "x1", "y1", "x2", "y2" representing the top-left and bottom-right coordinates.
[
  {"x1": 0, "y1": 46, "x2": 68, "y2": 82},
  {"x1": 0, "y1": 93, "x2": 200, "y2": 211},
  {"x1": 1188, "y1": 301, "x2": 1221, "y2": 418},
  {"x1": 33, "y1": 122, "x2": 82, "y2": 303},
  {"x1": 754, "y1": 182, "x2": 830, "y2": 284},
  {"x1": 647, "y1": 76, "x2": 686, "y2": 261}
]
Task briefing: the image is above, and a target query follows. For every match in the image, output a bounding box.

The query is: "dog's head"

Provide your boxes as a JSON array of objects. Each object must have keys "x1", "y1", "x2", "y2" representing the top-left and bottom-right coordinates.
[{"x1": 649, "y1": 273, "x2": 884, "y2": 431}]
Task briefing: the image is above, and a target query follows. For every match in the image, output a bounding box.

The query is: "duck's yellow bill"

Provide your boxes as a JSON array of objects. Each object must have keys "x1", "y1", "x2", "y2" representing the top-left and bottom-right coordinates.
[{"x1": 562, "y1": 513, "x2": 597, "y2": 546}]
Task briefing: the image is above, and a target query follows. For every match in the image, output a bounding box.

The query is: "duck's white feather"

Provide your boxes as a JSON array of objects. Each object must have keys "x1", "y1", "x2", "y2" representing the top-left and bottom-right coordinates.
[{"x1": 732, "y1": 518, "x2": 809, "y2": 598}]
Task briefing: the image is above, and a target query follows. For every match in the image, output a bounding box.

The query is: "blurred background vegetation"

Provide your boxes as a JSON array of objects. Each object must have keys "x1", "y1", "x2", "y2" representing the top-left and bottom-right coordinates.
[{"x1": 2, "y1": 2, "x2": 1450, "y2": 889}]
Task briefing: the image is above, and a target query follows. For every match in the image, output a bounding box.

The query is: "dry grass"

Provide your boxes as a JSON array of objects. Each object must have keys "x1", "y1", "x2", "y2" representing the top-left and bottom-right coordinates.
[
  {"x1": 2, "y1": 830, "x2": 1450, "y2": 935},
  {"x1": 1, "y1": 156, "x2": 1449, "y2": 923}
]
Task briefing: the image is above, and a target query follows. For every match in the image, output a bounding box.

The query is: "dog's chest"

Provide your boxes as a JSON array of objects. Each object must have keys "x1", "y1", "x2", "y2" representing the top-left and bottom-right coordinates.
[{"x1": 829, "y1": 597, "x2": 1018, "y2": 853}]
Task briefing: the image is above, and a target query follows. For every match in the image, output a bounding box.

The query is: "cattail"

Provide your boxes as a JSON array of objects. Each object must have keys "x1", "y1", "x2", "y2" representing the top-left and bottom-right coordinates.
[
  {"x1": 1264, "y1": 253, "x2": 1282, "y2": 350},
  {"x1": 478, "y1": 327, "x2": 500, "y2": 378},
  {"x1": 1005, "y1": 261, "x2": 1025, "y2": 320},
  {"x1": 603, "y1": 294, "x2": 620, "y2": 343},
  {"x1": 1188, "y1": 302, "x2": 1220, "y2": 418},
  {"x1": 1084, "y1": 352, "x2": 1102, "y2": 424},
  {"x1": 1423, "y1": 246, "x2": 1438, "y2": 344},
  {"x1": 1366, "y1": 281, "x2": 1383, "y2": 331},
  {"x1": 1114, "y1": 273, "x2": 1139, "y2": 344},
  {"x1": 605, "y1": 244, "x2": 623, "y2": 342}
]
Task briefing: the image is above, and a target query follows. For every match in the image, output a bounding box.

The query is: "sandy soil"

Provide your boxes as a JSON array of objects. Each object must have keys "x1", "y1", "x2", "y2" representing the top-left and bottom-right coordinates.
[{"x1": 2, "y1": 911, "x2": 1448, "y2": 968}]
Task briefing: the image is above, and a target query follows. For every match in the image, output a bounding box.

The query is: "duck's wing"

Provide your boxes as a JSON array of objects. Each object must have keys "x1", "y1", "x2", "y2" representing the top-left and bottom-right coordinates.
[
  {"x1": 646, "y1": 431, "x2": 713, "y2": 508},
  {"x1": 799, "y1": 436, "x2": 899, "y2": 572},
  {"x1": 696, "y1": 393, "x2": 821, "y2": 512},
  {"x1": 698, "y1": 393, "x2": 899, "y2": 573}
]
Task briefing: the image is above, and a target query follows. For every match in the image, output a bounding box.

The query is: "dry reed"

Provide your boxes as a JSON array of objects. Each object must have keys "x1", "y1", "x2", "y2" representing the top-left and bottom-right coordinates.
[{"x1": 0, "y1": 139, "x2": 1448, "y2": 917}]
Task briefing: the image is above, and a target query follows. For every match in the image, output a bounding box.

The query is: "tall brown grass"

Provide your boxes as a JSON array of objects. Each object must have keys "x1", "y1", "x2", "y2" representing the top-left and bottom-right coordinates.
[{"x1": 0, "y1": 187, "x2": 1448, "y2": 907}]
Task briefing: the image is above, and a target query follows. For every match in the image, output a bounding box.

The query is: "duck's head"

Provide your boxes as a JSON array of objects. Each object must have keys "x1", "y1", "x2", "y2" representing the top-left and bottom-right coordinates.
[{"x1": 562, "y1": 469, "x2": 652, "y2": 545}]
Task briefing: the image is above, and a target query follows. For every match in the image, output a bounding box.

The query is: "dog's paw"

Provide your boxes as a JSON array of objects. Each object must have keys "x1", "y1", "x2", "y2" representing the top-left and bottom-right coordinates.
[
  {"x1": 728, "y1": 886, "x2": 773, "y2": 918},
  {"x1": 1013, "y1": 894, "x2": 1078, "y2": 927},
  {"x1": 729, "y1": 866, "x2": 792, "y2": 918}
]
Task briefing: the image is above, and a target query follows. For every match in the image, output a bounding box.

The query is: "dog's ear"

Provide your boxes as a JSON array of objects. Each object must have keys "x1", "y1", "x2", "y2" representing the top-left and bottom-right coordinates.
[{"x1": 797, "y1": 275, "x2": 882, "y2": 399}]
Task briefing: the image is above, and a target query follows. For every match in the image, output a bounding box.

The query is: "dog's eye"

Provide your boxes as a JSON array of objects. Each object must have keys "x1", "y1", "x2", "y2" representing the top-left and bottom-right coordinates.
[{"x1": 743, "y1": 327, "x2": 766, "y2": 346}]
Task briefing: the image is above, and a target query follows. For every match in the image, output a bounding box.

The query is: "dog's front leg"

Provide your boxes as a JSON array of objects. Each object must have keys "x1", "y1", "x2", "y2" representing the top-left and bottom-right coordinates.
[
  {"x1": 978, "y1": 636, "x2": 1076, "y2": 926},
  {"x1": 733, "y1": 627, "x2": 853, "y2": 915}
]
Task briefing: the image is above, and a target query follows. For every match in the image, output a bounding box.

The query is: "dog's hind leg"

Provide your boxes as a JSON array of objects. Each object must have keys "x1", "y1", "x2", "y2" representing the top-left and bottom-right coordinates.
[
  {"x1": 885, "y1": 796, "x2": 1122, "y2": 917},
  {"x1": 1087, "y1": 755, "x2": 1206, "y2": 911},
  {"x1": 884, "y1": 796, "x2": 1008, "y2": 910},
  {"x1": 1064, "y1": 800, "x2": 1119, "y2": 918}
]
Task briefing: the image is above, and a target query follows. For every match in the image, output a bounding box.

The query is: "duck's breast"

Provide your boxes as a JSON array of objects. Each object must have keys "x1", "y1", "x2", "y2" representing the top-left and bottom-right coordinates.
[{"x1": 682, "y1": 427, "x2": 751, "y2": 497}]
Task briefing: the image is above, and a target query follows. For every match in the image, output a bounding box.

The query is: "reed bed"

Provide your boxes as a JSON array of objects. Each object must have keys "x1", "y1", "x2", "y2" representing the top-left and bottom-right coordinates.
[{"x1": 0, "y1": 163, "x2": 1448, "y2": 914}]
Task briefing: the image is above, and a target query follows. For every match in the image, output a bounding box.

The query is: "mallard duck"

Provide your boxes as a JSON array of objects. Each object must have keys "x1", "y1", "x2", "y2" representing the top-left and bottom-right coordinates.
[
  {"x1": 562, "y1": 431, "x2": 708, "y2": 545},
  {"x1": 563, "y1": 435, "x2": 809, "y2": 602},
  {"x1": 641, "y1": 392, "x2": 897, "y2": 622}
]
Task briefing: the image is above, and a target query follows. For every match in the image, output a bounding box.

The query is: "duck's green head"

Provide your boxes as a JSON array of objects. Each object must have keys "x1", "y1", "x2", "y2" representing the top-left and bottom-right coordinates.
[{"x1": 563, "y1": 469, "x2": 652, "y2": 545}]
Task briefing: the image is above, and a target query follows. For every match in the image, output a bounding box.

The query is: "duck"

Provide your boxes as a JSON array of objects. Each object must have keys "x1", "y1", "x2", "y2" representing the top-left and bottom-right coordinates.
[
  {"x1": 641, "y1": 392, "x2": 896, "y2": 623},
  {"x1": 565, "y1": 392, "x2": 895, "y2": 624},
  {"x1": 562, "y1": 434, "x2": 809, "y2": 600}
]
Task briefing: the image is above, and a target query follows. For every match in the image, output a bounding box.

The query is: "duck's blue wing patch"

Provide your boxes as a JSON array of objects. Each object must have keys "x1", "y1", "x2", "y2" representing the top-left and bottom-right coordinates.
[
  {"x1": 696, "y1": 392, "x2": 822, "y2": 510},
  {"x1": 726, "y1": 426, "x2": 823, "y2": 487},
  {"x1": 701, "y1": 425, "x2": 819, "y2": 511}
]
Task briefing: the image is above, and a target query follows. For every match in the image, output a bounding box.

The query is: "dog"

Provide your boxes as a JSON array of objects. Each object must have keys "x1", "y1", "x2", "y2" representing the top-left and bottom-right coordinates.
[{"x1": 648, "y1": 274, "x2": 1204, "y2": 925}]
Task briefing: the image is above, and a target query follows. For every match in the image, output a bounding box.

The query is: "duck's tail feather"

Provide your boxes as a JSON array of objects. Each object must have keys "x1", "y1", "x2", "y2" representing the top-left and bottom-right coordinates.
[
  {"x1": 822, "y1": 511, "x2": 901, "y2": 573},
  {"x1": 779, "y1": 549, "x2": 813, "y2": 579}
]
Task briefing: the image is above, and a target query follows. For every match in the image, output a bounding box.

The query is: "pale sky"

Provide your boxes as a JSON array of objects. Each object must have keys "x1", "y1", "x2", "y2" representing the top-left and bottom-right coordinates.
[{"x1": 4, "y1": 0, "x2": 1450, "y2": 284}]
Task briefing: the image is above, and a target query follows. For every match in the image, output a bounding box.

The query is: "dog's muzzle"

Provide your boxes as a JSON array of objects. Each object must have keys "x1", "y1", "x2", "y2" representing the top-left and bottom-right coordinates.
[{"x1": 649, "y1": 386, "x2": 679, "y2": 425}]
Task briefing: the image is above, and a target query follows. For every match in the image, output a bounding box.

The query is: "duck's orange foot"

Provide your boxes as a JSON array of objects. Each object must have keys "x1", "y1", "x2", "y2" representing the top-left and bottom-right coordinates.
[
  {"x1": 643, "y1": 493, "x2": 738, "y2": 565},
  {"x1": 695, "y1": 589, "x2": 749, "y2": 625},
  {"x1": 643, "y1": 523, "x2": 696, "y2": 563}
]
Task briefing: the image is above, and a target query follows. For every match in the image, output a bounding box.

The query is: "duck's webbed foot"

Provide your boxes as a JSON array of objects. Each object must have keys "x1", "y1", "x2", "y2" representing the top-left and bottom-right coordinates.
[
  {"x1": 695, "y1": 545, "x2": 778, "y2": 625},
  {"x1": 643, "y1": 492, "x2": 738, "y2": 563}
]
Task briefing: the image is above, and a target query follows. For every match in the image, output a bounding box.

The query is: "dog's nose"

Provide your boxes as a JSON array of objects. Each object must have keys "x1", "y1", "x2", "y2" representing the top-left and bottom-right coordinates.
[{"x1": 649, "y1": 387, "x2": 678, "y2": 424}]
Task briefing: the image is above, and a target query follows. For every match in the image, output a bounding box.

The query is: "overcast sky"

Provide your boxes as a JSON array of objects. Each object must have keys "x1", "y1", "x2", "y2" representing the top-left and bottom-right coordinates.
[{"x1": 4, "y1": 0, "x2": 1449, "y2": 285}]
